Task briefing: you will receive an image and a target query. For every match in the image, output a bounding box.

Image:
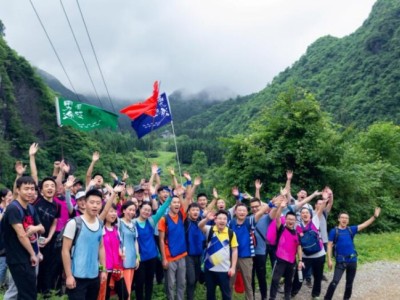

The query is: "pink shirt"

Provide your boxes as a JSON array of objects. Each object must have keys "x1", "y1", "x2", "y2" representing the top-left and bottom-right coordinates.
[
  {"x1": 103, "y1": 226, "x2": 122, "y2": 270},
  {"x1": 54, "y1": 197, "x2": 70, "y2": 232}
]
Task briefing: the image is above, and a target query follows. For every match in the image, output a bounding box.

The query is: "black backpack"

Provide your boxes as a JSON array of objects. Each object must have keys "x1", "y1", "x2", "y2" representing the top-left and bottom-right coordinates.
[{"x1": 54, "y1": 216, "x2": 83, "y2": 256}]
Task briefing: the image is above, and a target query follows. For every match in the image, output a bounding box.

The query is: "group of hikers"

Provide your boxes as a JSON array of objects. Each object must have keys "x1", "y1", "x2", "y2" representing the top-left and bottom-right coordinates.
[{"x1": 0, "y1": 143, "x2": 380, "y2": 300}]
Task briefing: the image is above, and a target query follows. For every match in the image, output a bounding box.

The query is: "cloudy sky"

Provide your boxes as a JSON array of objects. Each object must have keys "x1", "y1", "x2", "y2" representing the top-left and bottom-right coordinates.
[{"x1": 0, "y1": 0, "x2": 376, "y2": 100}]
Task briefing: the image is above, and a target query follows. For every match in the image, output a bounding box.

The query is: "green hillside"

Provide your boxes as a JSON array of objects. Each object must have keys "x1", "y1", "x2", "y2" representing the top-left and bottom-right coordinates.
[{"x1": 183, "y1": 0, "x2": 400, "y2": 135}]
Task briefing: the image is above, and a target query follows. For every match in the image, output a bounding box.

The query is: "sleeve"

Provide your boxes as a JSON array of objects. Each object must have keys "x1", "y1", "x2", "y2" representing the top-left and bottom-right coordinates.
[
  {"x1": 158, "y1": 216, "x2": 166, "y2": 233},
  {"x1": 152, "y1": 196, "x2": 172, "y2": 224},
  {"x1": 204, "y1": 225, "x2": 211, "y2": 237},
  {"x1": 230, "y1": 232, "x2": 239, "y2": 248},
  {"x1": 350, "y1": 225, "x2": 358, "y2": 235},
  {"x1": 328, "y1": 228, "x2": 335, "y2": 242},
  {"x1": 65, "y1": 190, "x2": 73, "y2": 213},
  {"x1": 63, "y1": 219, "x2": 77, "y2": 240},
  {"x1": 7, "y1": 205, "x2": 22, "y2": 225},
  {"x1": 312, "y1": 214, "x2": 320, "y2": 229}
]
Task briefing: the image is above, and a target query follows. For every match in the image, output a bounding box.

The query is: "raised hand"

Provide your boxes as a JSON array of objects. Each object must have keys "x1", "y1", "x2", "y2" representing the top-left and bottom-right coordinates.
[
  {"x1": 286, "y1": 170, "x2": 293, "y2": 181},
  {"x1": 113, "y1": 183, "x2": 125, "y2": 194},
  {"x1": 92, "y1": 151, "x2": 100, "y2": 162},
  {"x1": 280, "y1": 187, "x2": 288, "y2": 196},
  {"x1": 29, "y1": 143, "x2": 39, "y2": 156},
  {"x1": 374, "y1": 207, "x2": 381, "y2": 218},
  {"x1": 174, "y1": 185, "x2": 185, "y2": 197},
  {"x1": 194, "y1": 177, "x2": 202, "y2": 186},
  {"x1": 183, "y1": 171, "x2": 191, "y2": 181},
  {"x1": 64, "y1": 175, "x2": 76, "y2": 190},
  {"x1": 15, "y1": 161, "x2": 27, "y2": 176},
  {"x1": 231, "y1": 186, "x2": 239, "y2": 197},
  {"x1": 126, "y1": 185, "x2": 134, "y2": 197},
  {"x1": 122, "y1": 170, "x2": 129, "y2": 181},
  {"x1": 62, "y1": 162, "x2": 70, "y2": 174},
  {"x1": 151, "y1": 163, "x2": 158, "y2": 175},
  {"x1": 255, "y1": 179, "x2": 263, "y2": 190},
  {"x1": 110, "y1": 172, "x2": 118, "y2": 180},
  {"x1": 53, "y1": 161, "x2": 61, "y2": 170},
  {"x1": 213, "y1": 188, "x2": 219, "y2": 199},
  {"x1": 169, "y1": 168, "x2": 175, "y2": 177}
]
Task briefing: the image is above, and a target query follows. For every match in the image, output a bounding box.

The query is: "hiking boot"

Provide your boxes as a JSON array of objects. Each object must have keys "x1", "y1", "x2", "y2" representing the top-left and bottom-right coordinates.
[
  {"x1": 277, "y1": 285, "x2": 284, "y2": 293},
  {"x1": 306, "y1": 278, "x2": 312, "y2": 288}
]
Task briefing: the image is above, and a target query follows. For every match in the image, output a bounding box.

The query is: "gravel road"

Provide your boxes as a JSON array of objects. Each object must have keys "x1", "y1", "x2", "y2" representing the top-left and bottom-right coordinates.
[{"x1": 252, "y1": 261, "x2": 400, "y2": 300}]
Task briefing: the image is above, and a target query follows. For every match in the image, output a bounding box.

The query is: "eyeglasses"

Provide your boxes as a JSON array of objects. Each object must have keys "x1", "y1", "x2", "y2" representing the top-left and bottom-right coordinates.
[{"x1": 250, "y1": 206, "x2": 260, "y2": 210}]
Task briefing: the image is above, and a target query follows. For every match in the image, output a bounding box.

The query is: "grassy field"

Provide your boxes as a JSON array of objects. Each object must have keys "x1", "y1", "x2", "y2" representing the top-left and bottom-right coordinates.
[{"x1": 1, "y1": 232, "x2": 399, "y2": 299}]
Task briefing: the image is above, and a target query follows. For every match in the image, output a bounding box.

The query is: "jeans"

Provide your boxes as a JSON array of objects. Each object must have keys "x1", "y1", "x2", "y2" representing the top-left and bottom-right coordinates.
[
  {"x1": 0, "y1": 256, "x2": 7, "y2": 285},
  {"x1": 252, "y1": 254, "x2": 267, "y2": 300},
  {"x1": 292, "y1": 255, "x2": 325, "y2": 297},
  {"x1": 205, "y1": 269, "x2": 231, "y2": 300},
  {"x1": 185, "y1": 255, "x2": 201, "y2": 300},
  {"x1": 324, "y1": 262, "x2": 357, "y2": 300}
]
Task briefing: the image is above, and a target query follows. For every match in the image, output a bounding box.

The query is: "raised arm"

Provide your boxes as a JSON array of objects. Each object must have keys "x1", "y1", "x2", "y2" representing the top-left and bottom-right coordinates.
[
  {"x1": 86, "y1": 151, "x2": 100, "y2": 187},
  {"x1": 199, "y1": 211, "x2": 215, "y2": 233},
  {"x1": 169, "y1": 168, "x2": 179, "y2": 189},
  {"x1": 29, "y1": 143, "x2": 39, "y2": 185},
  {"x1": 182, "y1": 171, "x2": 193, "y2": 202},
  {"x1": 325, "y1": 187, "x2": 334, "y2": 213},
  {"x1": 64, "y1": 175, "x2": 76, "y2": 215},
  {"x1": 254, "y1": 202, "x2": 270, "y2": 222},
  {"x1": 255, "y1": 179, "x2": 262, "y2": 200},
  {"x1": 357, "y1": 207, "x2": 381, "y2": 232},
  {"x1": 13, "y1": 161, "x2": 26, "y2": 198},
  {"x1": 285, "y1": 170, "x2": 293, "y2": 200},
  {"x1": 295, "y1": 190, "x2": 321, "y2": 209},
  {"x1": 98, "y1": 184, "x2": 123, "y2": 221}
]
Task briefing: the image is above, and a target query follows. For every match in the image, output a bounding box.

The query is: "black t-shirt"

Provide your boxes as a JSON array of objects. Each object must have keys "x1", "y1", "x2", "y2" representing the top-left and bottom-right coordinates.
[
  {"x1": 2, "y1": 200, "x2": 42, "y2": 265},
  {"x1": 34, "y1": 197, "x2": 60, "y2": 236}
]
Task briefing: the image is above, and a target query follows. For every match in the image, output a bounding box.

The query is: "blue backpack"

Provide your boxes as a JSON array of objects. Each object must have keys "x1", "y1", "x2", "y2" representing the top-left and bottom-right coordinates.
[
  {"x1": 299, "y1": 223, "x2": 321, "y2": 255},
  {"x1": 0, "y1": 201, "x2": 36, "y2": 255}
]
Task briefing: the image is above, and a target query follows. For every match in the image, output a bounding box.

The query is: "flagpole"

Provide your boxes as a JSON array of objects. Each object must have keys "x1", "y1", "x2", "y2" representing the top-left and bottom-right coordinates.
[{"x1": 165, "y1": 95, "x2": 183, "y2": 184}]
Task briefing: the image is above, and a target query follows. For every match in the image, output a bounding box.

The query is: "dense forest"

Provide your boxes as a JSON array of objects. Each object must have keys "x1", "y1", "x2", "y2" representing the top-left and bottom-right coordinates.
[{"x1": 1, "y1": 0, "x2": 400, "y2": 231}]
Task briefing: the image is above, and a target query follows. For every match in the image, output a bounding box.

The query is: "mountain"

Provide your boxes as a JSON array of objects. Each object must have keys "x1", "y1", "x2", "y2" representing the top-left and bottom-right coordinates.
[{"x1": 181, "y1": 0, "x2": 400, "y2": 136}]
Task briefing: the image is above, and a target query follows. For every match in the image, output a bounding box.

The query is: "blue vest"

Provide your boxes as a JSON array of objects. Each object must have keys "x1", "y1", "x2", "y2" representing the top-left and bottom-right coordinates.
[
  {"x1": 185, "y1": 218, "x2": 205, "y2": 256},
  {"x1": 136, "y1": 219, "x2": 158, "y2": 262},
  {"x1": 165, "y1": 213, "x2": 187, "y2": 257},
  {"x1": 72, "y1": 218, "x2": 102, "y2": 278}
]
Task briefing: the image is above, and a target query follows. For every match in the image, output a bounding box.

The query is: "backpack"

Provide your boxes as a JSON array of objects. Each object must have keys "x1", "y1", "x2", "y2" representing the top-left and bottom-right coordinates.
[
  {"x1": 299, "y1": 222, "x2": 321, "y2": 255},
  {"x1": 332, "y1": 226, "x2": 354, "y2": 257},
  {"x1": 0, "y1": 201, "x2": 36, "y2": 255},
  {"x1": 54, "y1": 216, "x2": 83, "y2": 256}
]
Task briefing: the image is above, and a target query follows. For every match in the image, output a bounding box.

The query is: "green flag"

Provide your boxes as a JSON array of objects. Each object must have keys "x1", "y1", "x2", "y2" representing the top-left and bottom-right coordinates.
[{"x1": 56, "y1": 97, "x2": 118, "y2": 131}]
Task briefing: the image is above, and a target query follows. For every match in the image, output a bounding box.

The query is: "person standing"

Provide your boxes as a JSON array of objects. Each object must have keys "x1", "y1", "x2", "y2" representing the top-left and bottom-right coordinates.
[
  {"x1": 199, "y1": 210, "x2": 238, "y2": 300},
  {"x1": 324, "y1": 207, "x2": 381, "y2": 300},
  {"x1": 62, "y1": 189, "x2": 107, "y2": 300},
  {"x1": 2, "y1": 176, "x2": 45, "y2": 300}
]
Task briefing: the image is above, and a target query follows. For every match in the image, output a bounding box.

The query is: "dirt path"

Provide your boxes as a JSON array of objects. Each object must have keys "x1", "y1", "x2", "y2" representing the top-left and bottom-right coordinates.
[{"x1": 253, "y1": 261, "x2": 400, "y2": 300}]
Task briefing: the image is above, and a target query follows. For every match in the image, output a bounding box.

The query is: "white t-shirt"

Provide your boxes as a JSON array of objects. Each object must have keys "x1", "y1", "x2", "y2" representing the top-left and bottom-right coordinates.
[{"x1": 64, "y1": 215, "x2": 100, "y2": 239}]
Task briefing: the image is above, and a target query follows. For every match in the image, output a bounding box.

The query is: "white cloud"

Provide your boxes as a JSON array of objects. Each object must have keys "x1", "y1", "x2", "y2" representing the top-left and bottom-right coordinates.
[{"x1": 0, "y1": 0, "x2": 376, "y2": 99}]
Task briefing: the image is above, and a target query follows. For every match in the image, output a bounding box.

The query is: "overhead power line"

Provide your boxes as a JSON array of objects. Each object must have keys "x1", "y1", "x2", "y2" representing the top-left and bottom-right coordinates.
[
  {"x1": 75, "y1": 0, "x2": 117, "y2": 113},
  {"x1": 59, "y1": 0, "x2": 103, "y2": 108},
  {"x1": 28, "y1": 0, "x2": 81, "y2": 102}
]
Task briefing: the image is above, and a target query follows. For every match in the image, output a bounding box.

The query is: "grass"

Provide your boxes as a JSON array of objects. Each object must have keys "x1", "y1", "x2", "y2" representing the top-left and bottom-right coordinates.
[{"x1": 1, "y1": 232, "x2": 399, "y2": 299}]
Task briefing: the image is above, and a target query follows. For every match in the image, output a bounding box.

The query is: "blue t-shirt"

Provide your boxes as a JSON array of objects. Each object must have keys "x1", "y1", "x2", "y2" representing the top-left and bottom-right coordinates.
[{"x1": 328, "y1": 225, "x2": 358, "y2": 262}]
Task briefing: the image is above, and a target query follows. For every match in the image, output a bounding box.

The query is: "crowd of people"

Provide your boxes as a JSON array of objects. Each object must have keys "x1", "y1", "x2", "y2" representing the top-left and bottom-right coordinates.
[{"x1": 0, "y1": 143, "x2": 381, "y2": 300}]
